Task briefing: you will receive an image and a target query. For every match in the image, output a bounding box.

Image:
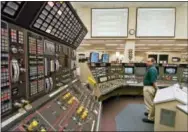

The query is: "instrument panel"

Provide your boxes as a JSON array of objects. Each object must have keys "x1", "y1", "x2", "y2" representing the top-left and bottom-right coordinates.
[{"x1": 5, "y1": 80, "x2": 101, "y2": 132}]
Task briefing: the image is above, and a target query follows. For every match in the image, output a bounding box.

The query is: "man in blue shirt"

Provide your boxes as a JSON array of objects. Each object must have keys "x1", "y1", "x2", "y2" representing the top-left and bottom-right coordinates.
[{"x1": 142, "y1": 58, "x2": 158, "y2": 124}]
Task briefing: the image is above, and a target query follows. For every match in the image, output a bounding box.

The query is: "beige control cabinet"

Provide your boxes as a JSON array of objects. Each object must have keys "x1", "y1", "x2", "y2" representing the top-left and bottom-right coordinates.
[{"x1": 154, "y1": 85, "x2": 187, "y2": 131}]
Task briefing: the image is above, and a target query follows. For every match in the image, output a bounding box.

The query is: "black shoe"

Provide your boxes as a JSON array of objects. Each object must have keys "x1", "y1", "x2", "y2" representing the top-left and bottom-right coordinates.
[
  {"x1": 144, "y1": 112, "x2": 148, "y2": 116},
  {"x1": 142, "y1": 118, "x2": 154, "y2": 124}
]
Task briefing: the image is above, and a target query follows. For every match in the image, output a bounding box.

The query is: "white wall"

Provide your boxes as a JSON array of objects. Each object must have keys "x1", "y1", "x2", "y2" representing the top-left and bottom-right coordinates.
[
  {"x1": 75, "y1": 5, "x2": 188, "y2": 39},
  {"x1": 135, "y1": 51, "x2": 188, "y2": 64},
  {"x1": 176, "y1": 5, "x2": 188, "y2": 38}
]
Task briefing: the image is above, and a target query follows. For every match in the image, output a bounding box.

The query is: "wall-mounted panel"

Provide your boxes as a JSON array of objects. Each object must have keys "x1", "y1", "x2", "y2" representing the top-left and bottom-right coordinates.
[
  {"x1": 92, "y1": 8, "x2": 128, "y2": 37},
  {"x1": 136, "y1": 8, "x2": 176, "y2": 37}
]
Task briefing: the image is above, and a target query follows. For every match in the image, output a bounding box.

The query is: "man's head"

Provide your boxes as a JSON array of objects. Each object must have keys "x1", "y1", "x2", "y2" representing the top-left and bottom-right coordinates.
[{"x1": 146, "y1": 58, "x2": 155, "y2": 67}]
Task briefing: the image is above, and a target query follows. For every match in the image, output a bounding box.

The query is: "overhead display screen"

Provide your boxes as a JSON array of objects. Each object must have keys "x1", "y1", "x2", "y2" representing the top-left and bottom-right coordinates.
[
  {"x1": 90, "y1": 52, "x2": 99, "y2": 63},
  {"x1": 102, "y1": 54, "x2": 109, "y2": 63},
  {"x1": 136, "y1": 8, "x2": 175, "y2": 37},
  {"x1": 92, "y1": 8, "x2": 128, "y2": 37}
]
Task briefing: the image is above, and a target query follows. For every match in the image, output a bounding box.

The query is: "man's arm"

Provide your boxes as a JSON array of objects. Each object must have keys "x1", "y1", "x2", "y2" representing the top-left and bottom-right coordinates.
[
  {"x1": 149, "y1": 69, "x2": 158, "y2": 90},
  {"x1": 153, "y1": 82, "x2": 158, "y2": 90}
]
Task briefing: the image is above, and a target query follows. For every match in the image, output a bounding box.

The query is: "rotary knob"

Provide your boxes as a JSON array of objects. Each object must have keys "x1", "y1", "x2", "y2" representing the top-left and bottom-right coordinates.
[{"x1": 11, "y1": 47, "x2": 18, "y2": 53}]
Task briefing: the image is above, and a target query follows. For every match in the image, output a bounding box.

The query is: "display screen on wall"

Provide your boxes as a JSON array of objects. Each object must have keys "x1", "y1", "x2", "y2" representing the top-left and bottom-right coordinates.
[
  {"x1": 102, "y1": 54, "x2": 109, "y2": 63},
  {"x1": 90, "y1": 52, "x2": 99, "y2": 63},
  {"x1": 92, "y1": 8, "x2": 128, "y2": 37},
  {"x1": 136, "y1": 8, "x2": 175, "y2": 37}
]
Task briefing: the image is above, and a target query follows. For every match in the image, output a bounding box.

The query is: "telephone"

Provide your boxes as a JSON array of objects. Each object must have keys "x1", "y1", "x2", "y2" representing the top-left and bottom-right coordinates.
[
  {"x1": 11, "y1": 59, "x2": 20, "y2": 83},
  {"x1": 55, "y1": 59, "x2": 60, "y2": 71},
  {"x1": 49, "y1": 77, "x2": 53, "y2": 90},
  {"x1": 45, "y1": 78, "x2": 50, "y2": 92},
  {"x1": 45, "y1": 58, "x2": 48, "y2": 76},
  {"x1": 50, "y1": 60, "x2": 55, "y2": 72}
]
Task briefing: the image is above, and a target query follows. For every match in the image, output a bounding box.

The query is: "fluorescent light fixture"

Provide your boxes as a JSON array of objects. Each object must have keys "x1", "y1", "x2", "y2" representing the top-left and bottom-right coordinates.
[
  {"x1": 173, "y1": 48, "x2": 185, "y2": 50},
  {"x1": 105, "y1": 44, "x2": 118, "y2": 46},
  {"x1": 136, "y1": 44, "x2": 147, "y2": 46},
  {"x1": 137, "y1": 47, "x2": 150, "y2": 49},
  {"x1": 148, "y1": 44, "x2": 160, "y2": 46},
  {"x1": 164, "y1": 44, "x2": 175, "y2": 46},
  {"x1": 81, "y1": 44, "x2": 91, "y2": 46},
  {"x1": 175, "y1": 44, "x2": 188, "y2": 46},
  {"x1": 116, "y1": 47, "x2": 124, "y2": 50},
  {"x1": 97, "y1": 48, "x2": 105, "y2": 50},
  {"x1": 116, "y1": 52, "x2": 120, "y2": 57}
]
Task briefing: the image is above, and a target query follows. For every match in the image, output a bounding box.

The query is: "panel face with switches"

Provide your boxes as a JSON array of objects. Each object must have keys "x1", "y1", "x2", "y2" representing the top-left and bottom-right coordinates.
[
  {"x1": 8, "y1": 80, "x2": 100, "y2": 132},
  {"x1": 8, "y1": 23, "x2": 28, "y2": 112},
  {"x1": 27, "y1": 32, "x2": 45, "y2": 100},
  {"x1": 1, "y1": 21, "x2": 12, "y2": 116}
]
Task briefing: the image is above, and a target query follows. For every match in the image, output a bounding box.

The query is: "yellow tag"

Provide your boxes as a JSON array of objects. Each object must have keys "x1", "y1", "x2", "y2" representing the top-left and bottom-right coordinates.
[{"x1": 88, "y1": 76, "x2": 96, "y2": 86}]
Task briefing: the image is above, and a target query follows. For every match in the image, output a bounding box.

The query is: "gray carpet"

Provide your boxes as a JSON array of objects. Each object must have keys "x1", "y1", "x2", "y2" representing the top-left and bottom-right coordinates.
[{"x1": 115, "y1": 104, "x2": 154, "y2": 131}]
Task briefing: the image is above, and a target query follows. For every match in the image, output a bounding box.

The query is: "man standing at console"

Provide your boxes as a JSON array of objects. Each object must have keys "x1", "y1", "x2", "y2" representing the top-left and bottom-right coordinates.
[{"x1": 142, "y1": 58, "x2": 158, "y2": 123}]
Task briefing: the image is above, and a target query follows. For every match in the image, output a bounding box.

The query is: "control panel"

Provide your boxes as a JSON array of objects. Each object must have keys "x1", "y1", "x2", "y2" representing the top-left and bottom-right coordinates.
[
  {"x1": 8, "y1": 23, "x2": 28, "y2": 112},
  {"x1": 1, "y1": 1, "x2": 89, "y2": 127},
  {"x1": 89, "y1": 63, "x2": 109, "y2": 83},
  {"x1": 179, "y1": 64, "x2": 188, "y2": 83},
  {"x1": 108, "y1": 64, "x2": 124, "y2": 80},
  {"x1": 27, "y1": 32, "x2": 45, "y2": 100},
  {"x1": 1, "y1": 21, "x2": 12, "y2": 116},
  {"x1": 7, "y1": 80, "x2": 100, "y2": 132},
  {"x1": 44, "y1": 40, "x2": 56, "y2": 93},
  {"x1": 124, "y1": 63, "x2": 137, "y2": 84},
  {"x1": 161, "y1": 64, "x2": 178, "y2": 82}
]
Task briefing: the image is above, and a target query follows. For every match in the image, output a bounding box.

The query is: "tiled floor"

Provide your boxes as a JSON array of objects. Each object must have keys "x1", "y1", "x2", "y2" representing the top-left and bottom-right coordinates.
[{"x1": 100, "y1": 96, "x2": 144, "y2": 131}]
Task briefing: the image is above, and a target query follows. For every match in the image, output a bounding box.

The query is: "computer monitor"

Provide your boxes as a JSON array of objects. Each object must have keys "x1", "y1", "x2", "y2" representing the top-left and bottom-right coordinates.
[
  {"x1": 90, "y1": 52, "x2": 99, "y2": 63},
  {"x1": 135, "y1": 67, "x2": 146, "y2": 76},
  {"x1": 124, "y1": 67, "x2": 134, "y2": 75},
  {"x1": 164, "y1": 67, "x2": 177, "y2": 75},
  {"x1": 102, "y1": 54, "x2": 109, "y2": 63}
]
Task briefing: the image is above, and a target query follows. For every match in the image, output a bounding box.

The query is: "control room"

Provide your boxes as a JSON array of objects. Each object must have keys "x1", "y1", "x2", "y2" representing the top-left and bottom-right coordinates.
[{"x1": 1, "y1": 1, "x2": 188, "y2": 132}]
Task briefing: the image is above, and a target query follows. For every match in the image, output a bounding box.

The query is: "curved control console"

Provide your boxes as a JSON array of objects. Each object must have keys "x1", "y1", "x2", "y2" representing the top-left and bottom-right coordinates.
[{"x1": 1, "y1": 80, "x2": 102, "y2": 132}]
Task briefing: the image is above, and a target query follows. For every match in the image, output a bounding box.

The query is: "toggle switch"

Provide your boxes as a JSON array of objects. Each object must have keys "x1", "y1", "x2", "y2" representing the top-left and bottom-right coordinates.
[
  {"x1": 28, "y1": 119, "x2": 38, "y2": 131},
  {"x1": 67, "y1": 97, "x2": 75, "y2": 105},
  {"x1": 40, "y1": 126, "x2": 46, "y2": 132},
  {"x1": 62, "y1": 92, "x2": 71, "y2": 100},
  {"x1": 76, "y1": 106, "x2": 84, "y2": 115},
  {"x1": 81, "y1": 109, "x2": 88, "y2": 120}
]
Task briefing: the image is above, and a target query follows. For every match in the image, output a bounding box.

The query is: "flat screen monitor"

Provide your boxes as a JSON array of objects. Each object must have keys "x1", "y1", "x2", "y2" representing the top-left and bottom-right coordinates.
[
  {"x1": 102, "y1": 54, "x2": 109, "y2": 63},
  {"x1": 135, "y1": 67, "x2": 146, "y2": 76},
  {"x1": 164, "y1": 67, "x2": 177, "y2": 75},
  {"x1": 90, "y1": 52, "x2": 99, "y2": 63},
  {"x1": 124, "y1": 67, "x2": 134, "y2": 74}
]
